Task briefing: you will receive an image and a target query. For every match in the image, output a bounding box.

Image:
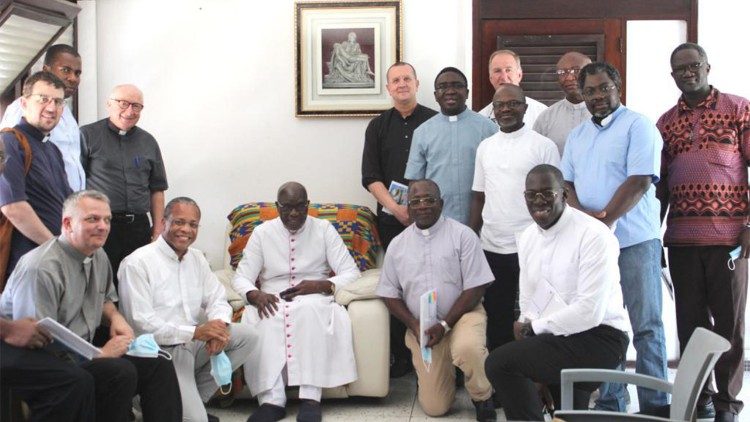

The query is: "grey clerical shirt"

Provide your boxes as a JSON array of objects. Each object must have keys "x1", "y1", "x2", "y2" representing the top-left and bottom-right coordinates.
[
  {"x1": 377, "y1": 216, "x2": 494, "y2": 319},
  {"x1": 0, "y1": 236, "x2": 117, "y2": 342}
]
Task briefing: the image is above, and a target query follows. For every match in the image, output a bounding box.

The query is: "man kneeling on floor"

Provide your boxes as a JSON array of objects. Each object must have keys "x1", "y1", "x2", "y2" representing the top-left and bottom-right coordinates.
[
  {"x1": 485, "y1": 165, "x2": 630, "y2": 421},
  {"x1": 118, "y1": 197, "x2": 256, "y2": 422},
  {"x1": 231, "y1": 182, "x2": 360, "y2": 422},
  {"x1": 377, "y1": 179, "x2": 497, "y2": 421}
]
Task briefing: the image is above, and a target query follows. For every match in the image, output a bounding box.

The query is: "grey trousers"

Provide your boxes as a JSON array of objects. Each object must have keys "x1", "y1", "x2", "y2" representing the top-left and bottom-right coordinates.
[{"x1": 165, "y1": 323, "x2": 256, "y2": 422}]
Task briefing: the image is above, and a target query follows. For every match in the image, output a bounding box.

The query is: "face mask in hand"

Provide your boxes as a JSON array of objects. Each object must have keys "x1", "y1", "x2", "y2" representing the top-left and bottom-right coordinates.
[
  {"x1": 728, "y1": 246, "x2": 742, "y2": 271},
  {"x1": 210, "y1": 351, "x2": 233, "y2": 394},
  {"x1": 126, "y1": 333, "x2": 172, "y2": 360}
]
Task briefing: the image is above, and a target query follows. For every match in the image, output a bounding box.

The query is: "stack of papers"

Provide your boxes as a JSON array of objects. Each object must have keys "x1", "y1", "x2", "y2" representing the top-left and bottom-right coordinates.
[
  {"x1": 37, "y1": 317, "x2": 101, "y2": 360},
  {"x1": 419, "y1": 289, "x2": 437, "y2": 371}
]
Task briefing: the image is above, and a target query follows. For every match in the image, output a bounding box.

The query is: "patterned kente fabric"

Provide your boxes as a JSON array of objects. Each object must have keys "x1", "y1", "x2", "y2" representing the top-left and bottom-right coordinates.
[
  {"x1": 657, "y1": 87, "x2": 750, "y2": 246},
  {"x1": 226, "y1": 202, "x2": 381, "y2": 271}
]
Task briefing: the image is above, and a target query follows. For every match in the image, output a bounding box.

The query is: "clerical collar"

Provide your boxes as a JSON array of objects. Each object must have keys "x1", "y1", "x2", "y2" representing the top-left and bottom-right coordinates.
[
  {"x1": 106, "y1": 119, "x2": 136, "y2": 136},
  {"x1": 535, "y1": 205, "x2": 570, "y2": 238},
  {"x1": 17, "y1": 118, "x2": 47, "y2": 142},
  {"x1": 592, "y1": 105, "x2": 623, "y2": 128},
  {"x1": 440, "y1": 108, "x2": 470, "y2": 123},
  {"x1": 58, "y1": 235, "x2": 92, "y2": 263},
  {"x1": 415, "y1": 216, "x2": 445, "y2": 236}
]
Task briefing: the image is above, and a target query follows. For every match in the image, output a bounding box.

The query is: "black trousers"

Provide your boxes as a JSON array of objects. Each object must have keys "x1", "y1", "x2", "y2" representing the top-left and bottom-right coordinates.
[
  {"x1": 79, "y1": 355, "x2": 182, "y2": 422},
  {"x1": 0, "y1": 341, "x2": 95, "y2": 422},
  {"x1": 483, "y1": 251, "x2": 520, "y2": 351},
  {"x1": 485, "y1": 325, "x2": 628, "y2": 421},
  {"x1": 104, "y1": 214, "x2": 151, "y2": 290},
  {"x1": 669, "y1": 245, "x2": 747, "y2": 414},
  {"x1": 378, "y1": 215, "x2": 411, "y2": 363}
]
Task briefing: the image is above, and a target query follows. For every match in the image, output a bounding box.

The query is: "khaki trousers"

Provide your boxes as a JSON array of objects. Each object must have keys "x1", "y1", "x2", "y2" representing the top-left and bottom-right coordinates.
[{"x1": 405, "y1": 304, "x2": 491, "y2": 416}]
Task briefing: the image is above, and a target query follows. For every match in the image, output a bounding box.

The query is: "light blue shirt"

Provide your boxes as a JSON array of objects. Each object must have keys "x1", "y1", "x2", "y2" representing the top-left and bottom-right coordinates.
[
  {"x1": 560, "y1": 105, "x2": 662, "y2": 248},
  {"x1": 405, "y1": 108, "x2": 498, "y2": 224},
  {"x1": 1, "y1": 98, "x2": 85, "y2": 191}
]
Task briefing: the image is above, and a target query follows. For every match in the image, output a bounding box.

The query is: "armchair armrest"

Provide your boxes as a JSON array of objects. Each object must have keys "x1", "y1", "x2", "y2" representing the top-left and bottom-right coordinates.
[{"x1": 560, "y1": 369, "x2": 673, "y2": 411}]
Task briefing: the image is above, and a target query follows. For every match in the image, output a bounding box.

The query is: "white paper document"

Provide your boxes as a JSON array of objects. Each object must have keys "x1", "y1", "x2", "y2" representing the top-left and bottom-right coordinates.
[
  {"x1": 419, "y1": 289, "x2": 437, "y2": 371},
  {"x1": 37, "y1": 317, "x2": 102, "y2": 360}
]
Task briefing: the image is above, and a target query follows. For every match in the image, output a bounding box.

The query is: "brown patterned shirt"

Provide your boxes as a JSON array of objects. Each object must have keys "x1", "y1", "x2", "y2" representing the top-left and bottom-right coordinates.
[{"x1": 657, "y1": 87, "x2": 750, "y2": 246}]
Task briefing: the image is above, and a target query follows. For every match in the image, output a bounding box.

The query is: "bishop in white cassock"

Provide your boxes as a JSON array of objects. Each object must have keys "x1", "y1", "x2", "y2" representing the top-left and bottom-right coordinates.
[{"x1": 231, "y1": 182, "x2": 359, "y2": 422}]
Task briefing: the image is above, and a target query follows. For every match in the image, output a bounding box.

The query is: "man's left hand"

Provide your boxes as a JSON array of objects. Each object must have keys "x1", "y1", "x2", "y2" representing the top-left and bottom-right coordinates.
[
  {"x1": 740, "y1": 227, "x2": 750, "y2": 259},
  {"x1": 424, "y1": 323, "x2": 446, "y2": 347},
  {"x1": 109, "y1": 313, "x2": 135, "y2": 340},
  {"x1": 280, "y1": 280, "x2": 333, "y2": 301}
]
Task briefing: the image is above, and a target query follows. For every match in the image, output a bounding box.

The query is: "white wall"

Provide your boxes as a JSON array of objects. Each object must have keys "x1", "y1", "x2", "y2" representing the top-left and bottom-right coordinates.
[{"x1": 86, "y1": 0, "x2": 471, "y2": 268}]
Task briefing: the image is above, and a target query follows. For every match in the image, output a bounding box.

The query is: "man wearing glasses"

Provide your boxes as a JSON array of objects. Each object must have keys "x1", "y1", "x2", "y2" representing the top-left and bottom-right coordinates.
[
  {"x1": 1, "y1": 44, "x2": 86, "y2": 191},
  {"x1": 561, "y1": 62, "x2": 668, "y2": 414},
  {"x1": 80, "y1": 84, "x2": 168, "y2": 290},
  {"x1": 0, "y1": 71, "x2": 72, "y2": 280},
  {"x1": 469, "y1": 83, "x2": 559, "y2": 353},
  {"x1": 405, "y1": 67, "x2": 498, "y2": 225},
  {"x1": 533, "y1": 51, "x2": 593, "y2": 156},
  {"x1": 378, "y1": 179, "x2": 497, "y2": 421},
  {"x1": 656, "y1": 43, "x2": 750, "y2": 422},
  {"x1": 485, "y1": 165, "x2": 629, "y2": 421},
  {"x1": 478, "y1": 50, "x2": 548, "y2": 128},
  {"x1": 231, "y1": 182, "x2": 360, "y2": 422}
]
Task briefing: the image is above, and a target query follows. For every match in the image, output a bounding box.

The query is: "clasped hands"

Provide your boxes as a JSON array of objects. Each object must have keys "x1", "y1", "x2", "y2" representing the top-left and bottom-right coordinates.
[
  {"x1": 247, "y1": 279, "x2": 334, "y2": 319},
  {"x1": 408, "y1": 320, "x2": 446, "y2": 348}
]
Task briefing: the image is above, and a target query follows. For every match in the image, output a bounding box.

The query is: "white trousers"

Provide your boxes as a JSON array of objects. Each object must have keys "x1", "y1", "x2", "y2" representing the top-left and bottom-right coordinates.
[{"x1": 256, "y1": 365, "x2": 322, "y2": 407}]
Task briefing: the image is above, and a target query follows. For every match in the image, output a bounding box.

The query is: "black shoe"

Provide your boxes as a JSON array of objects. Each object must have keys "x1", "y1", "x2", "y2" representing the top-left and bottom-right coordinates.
[
  {"x1": 473, "y1": 398, "x2": 497, "y2": 422},
  {"x1": 697, "y1": 401, "x2": 716, "y2": 419},
  {"x1": 715, "y1": 410, "x2": 738, "y2": 422},
  {"x1": 390, "y1": 356, "x2": 412, "y2": 378},
  {"x1": 247, "y1": 403, "x2": 286, "y2": 422},
  {"x1": 207, "y1": 414, "x2": 220, "y2": 422},
  {"x1": 297, "y1": 400, "x2": 322, "y2": 422}
]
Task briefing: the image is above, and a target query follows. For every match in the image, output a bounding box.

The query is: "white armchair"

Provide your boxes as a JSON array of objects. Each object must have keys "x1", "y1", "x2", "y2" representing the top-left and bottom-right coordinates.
[{"x1": 213, "y1": 202, "x2": 389, "y2": 399}]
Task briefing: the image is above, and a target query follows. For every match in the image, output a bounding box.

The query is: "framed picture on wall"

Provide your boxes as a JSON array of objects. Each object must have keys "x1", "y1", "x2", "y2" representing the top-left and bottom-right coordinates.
[{"x1": 295, "y1": 0, "x2": 402, "y2": 117}]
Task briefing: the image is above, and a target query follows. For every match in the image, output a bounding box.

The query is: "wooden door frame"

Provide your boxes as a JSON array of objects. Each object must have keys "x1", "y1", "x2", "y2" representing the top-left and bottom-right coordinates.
[{"x1": 471, "y1": 0, "x2": 698, "y2": 108}]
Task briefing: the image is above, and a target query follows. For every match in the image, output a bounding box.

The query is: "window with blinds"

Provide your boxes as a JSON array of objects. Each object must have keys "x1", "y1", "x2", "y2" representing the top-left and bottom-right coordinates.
[{"x1": 496, "y1": 34, "x2": 604, "y2": 106}]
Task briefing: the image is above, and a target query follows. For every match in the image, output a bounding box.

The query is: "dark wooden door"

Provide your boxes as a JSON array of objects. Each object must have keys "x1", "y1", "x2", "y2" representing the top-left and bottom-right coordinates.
[{"x1": 475, "y1": 19, "x2": 623, "y2": 110}]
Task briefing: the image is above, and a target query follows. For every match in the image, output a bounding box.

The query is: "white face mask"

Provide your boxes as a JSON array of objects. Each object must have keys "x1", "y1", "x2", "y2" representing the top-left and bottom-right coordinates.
[
  {"x1": 728, "y1": 246, "x2": 742, "y2": 271},
  {"x1": 126, "y1": 333, "x2": 172, "y2": 360}
]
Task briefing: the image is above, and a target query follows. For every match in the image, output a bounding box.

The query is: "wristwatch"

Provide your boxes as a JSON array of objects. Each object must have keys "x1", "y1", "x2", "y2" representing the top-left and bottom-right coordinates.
[
  {"x1": 327, "y1": 282, "x2": 336, "y2": 295},
  {"x1": 439, "y1": 320, "x2": 451, "y2": 333}
]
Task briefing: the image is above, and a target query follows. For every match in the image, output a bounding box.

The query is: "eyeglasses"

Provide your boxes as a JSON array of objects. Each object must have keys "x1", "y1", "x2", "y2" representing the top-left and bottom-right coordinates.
[
  {"x1": 523, "y1": 190, "x2": 560, "y2": 202},
  {"x1": 110, "y1": 98, "x2": 144, "y2": 112},
  {"x1": 556, "y1": 68, "x2": 581, "y2": 77},
  {"x1": 671, "y1": 62, "x2": 705, "y2": 75},
  {"x1": 582, "y1": 84, "x2": 618, "y2": 99},
  {"x1": 170, "y1": 219, "x2": 200, "y2": 229},
  {"x1": 276, "y1": 201, "x2": 309, "y2": 213},
  {"x1": 407, "y1": 197, "x2": 439, "y2": 207},
  {"x1": 492, "y1": 100, "x2": 525, "y2": 110},
  {"x1": 435, "y1": 81, "x2": 467, "y2": 92},
  {"x1": 27, "y1": 94, "x2": 65, "y2": 108}
]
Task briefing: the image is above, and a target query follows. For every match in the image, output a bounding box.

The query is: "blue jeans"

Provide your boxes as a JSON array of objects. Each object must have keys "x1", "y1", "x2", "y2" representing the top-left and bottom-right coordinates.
[{"x1": 595, "y1": 238, "x2": 669, "y2": 413}]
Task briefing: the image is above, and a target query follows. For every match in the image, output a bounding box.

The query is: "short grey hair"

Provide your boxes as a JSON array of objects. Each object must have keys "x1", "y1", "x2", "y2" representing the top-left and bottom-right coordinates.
[{"x1": 62, "y1": 190, "x2": 110, "y2": 217}]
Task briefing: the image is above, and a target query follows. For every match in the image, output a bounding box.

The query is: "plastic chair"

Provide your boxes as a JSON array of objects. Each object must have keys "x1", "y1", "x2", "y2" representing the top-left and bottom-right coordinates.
[{"x1": 554, "y1": 327, "x2": 730, "y2": 422}]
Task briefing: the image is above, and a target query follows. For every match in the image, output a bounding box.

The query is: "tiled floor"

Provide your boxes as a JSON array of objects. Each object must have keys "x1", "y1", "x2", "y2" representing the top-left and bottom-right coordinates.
[{"x1": 205, "y1": 369, "x2": 750, "y2": 421}]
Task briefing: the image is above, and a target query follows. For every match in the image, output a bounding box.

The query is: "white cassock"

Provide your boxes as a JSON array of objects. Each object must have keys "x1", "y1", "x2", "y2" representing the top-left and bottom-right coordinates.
[{"x1": 231, "y1": 216, "x2": 360, "y2": 396}]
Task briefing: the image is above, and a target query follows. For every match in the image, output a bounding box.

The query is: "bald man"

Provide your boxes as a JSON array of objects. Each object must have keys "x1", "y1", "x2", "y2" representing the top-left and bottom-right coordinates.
[
  {"x1": 231, "y1": 182, "x2": 360, "y2": 422},
  {"x1": 81, "y1": 84, "x2": 168, "y2": 289},
  {"x1": 533, "y1": 52, "x2": 593, "y2": 155},
  {"x1": 478, "y1": 50, "x2": 548, "y2": 128}
]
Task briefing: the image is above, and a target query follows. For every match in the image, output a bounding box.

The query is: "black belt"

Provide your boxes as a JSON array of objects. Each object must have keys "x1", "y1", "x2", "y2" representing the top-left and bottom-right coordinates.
[{"x1": 111, "y1": 212, "x2": 148, "y2": 224}]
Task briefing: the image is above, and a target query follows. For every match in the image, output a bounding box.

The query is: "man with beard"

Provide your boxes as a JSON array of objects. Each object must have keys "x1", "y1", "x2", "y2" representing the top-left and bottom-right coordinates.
[{"x1": 561, "y1": 62, "x2": 668, "y2": 414}]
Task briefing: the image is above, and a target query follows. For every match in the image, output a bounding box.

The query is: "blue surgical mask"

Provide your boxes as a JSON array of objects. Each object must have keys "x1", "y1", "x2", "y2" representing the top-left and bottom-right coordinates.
[
  {"x1": 728, "y1": 246, "x2": 742, "y2": 270},
  {"x1": 210, "y1": 351, "x2": 233, "y2": 394},
  {"x1": 126, "y1": 333, "x2": 172, "y2": 360}
]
